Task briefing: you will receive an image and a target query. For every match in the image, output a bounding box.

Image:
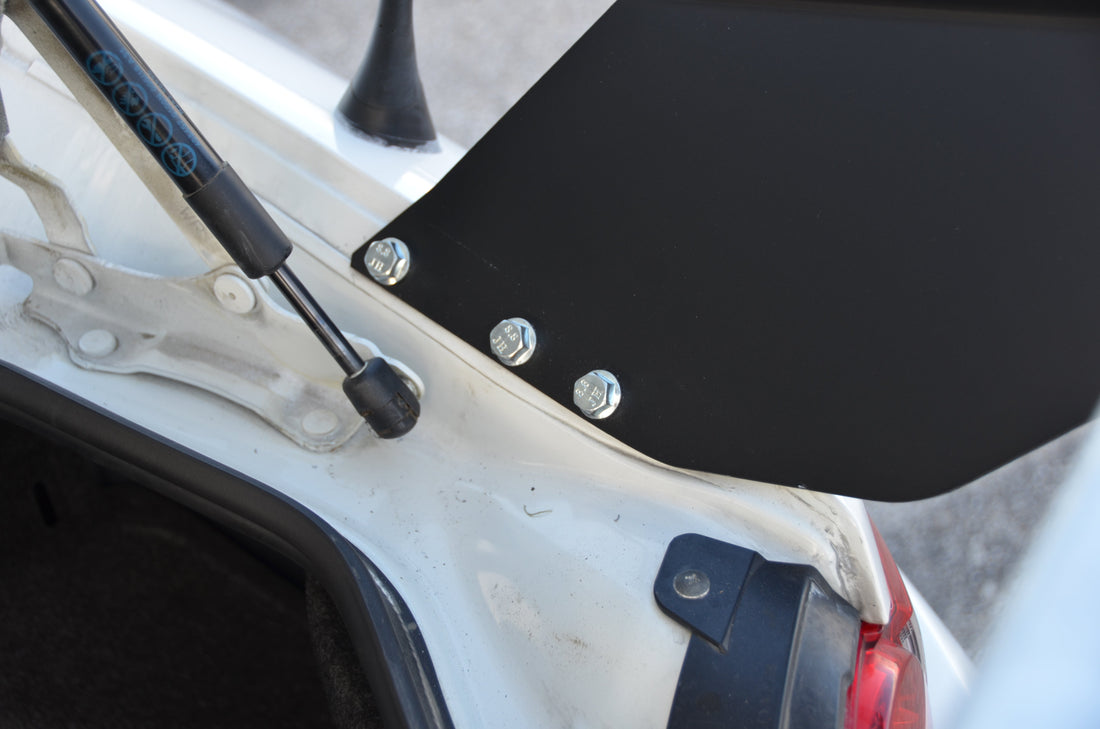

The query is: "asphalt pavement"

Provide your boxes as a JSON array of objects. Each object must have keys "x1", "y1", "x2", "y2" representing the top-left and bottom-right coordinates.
[{"x1": 222, "y1": 0, "x2": 1092, "y2": 659}]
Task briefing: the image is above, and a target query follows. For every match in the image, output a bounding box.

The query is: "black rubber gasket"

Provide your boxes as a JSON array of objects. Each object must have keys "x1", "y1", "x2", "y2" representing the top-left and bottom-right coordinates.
[{"x1": 0, "y1": 361, "x2": 453, "y2": 729}]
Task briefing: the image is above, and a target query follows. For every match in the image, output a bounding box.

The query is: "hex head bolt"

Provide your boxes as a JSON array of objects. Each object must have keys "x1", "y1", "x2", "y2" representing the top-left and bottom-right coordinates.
[
  {"x1": 573, "y1": 370, "x2": 621, "y2": 419},
  {"x1": 490, "y1": 318, "x2": 536, "y2": 367},
  {"x1": 363, "y1": 238, "x2": 411, "y2": 286}
]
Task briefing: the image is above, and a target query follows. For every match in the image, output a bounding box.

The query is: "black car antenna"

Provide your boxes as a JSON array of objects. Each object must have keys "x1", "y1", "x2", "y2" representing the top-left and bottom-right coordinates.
[{"x1": 338, "y1": 0, "x2": 437, "y2": 149}]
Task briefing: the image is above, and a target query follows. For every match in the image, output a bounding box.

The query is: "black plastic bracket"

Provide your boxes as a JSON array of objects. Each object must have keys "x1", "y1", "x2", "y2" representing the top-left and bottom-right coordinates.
[
  {"x1": 655, "y1": 534, "x2": 860, "y2": 729},
  {"x1": 654, "y1": 534, "x2": 758, "y2": 647}
]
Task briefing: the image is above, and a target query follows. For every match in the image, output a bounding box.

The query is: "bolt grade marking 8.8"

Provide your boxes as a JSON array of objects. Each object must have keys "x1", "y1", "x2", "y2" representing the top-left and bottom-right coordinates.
[
  {"x1": 364, "y1": 238, "x2": 411, "y2": 286},
  {"x1": 489, "y1": 318, "x2": 536, "y2": 367},
  {"x1": 573, "y1": 370, "x2": 621, "y2": 420}
]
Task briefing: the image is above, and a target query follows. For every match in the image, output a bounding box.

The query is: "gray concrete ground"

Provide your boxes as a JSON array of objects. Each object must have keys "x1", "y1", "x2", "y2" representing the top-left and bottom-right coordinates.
[
  {"x1": 223, "y1": 0, "x2": 1090, "y2": 659},
  {"x1": 866, "y1": 426, "x2": 1089, "y2": 656}
]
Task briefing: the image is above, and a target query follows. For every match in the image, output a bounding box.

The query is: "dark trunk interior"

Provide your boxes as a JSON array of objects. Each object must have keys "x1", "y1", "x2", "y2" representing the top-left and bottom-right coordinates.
[{"x1": 0, "y1": 420, "x2": 379, "y2": 728}]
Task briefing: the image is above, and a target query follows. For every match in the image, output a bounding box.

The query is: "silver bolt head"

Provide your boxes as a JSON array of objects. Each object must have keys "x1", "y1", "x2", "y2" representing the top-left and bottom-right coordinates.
[
  {"x1": 364, "y1": 237, "x2": 410, "y2": 286},
  {"x1": 573, "y1": 369, "x2": 621, "y2": 419},
  {"x1": 489, "y1": 317, "x2": 536, "y2": 366},
  {"x1": 673, "y1": 569, "x2": 711, "y2": 600}
]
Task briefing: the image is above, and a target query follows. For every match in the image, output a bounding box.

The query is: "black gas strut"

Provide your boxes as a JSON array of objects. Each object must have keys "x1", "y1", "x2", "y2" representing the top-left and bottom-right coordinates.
[{"x1": 23, "y1": 0, "x2": 420, "y2": 438}]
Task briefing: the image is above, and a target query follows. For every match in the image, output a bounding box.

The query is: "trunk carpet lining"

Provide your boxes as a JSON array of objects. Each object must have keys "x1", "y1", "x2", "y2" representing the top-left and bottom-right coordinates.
[{"x1": 0, "y1": 421, "x2": 354, "y2": 729}]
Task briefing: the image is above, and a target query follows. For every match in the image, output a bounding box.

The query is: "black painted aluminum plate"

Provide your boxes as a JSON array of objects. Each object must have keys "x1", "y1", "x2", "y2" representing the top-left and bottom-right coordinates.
[{"x1": 354, "y1": 0, "x2": 1100, "y2": 501}]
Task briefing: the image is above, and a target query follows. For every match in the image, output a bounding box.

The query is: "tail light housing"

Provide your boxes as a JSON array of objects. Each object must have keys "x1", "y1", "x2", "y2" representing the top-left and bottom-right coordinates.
[{"x1": 846, "y1": 522, "x2": 929, "y2": 729}]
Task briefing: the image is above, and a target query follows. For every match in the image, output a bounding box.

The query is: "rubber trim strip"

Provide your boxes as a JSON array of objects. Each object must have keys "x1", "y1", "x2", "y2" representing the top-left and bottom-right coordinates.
[{"x1": 0, "y1": 361, "x2": 454, "y2": 729}]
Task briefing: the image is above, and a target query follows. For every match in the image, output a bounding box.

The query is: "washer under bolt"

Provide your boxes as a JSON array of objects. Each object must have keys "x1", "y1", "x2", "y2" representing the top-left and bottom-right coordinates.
[
  {"x1": 53, "y1": 258, "x2": 94, "y2": 296},
  {"x1": 213, "y1": 273, "x2": 256, "y2": 314},
  {"x1": 363, "y1": 237, "x2": 410, "y2": 286},
  {"x1": 573, "y1": 369, "x2": 621, "y2": 419},
  {"x1": 490, "y1": 317, "x2": 536, "y2": 366},
  {"x1": 77, "y1": 329, "x2": 118, "y2": 358},
  {"x1": 673, "y1": 569, "x2": 711, "y2": 600}
]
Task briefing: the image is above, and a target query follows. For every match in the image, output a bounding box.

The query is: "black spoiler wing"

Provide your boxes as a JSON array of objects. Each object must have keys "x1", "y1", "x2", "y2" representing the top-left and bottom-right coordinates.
[{"x1": 354, "y1": 0, "x2": 1100, "y2": 501}]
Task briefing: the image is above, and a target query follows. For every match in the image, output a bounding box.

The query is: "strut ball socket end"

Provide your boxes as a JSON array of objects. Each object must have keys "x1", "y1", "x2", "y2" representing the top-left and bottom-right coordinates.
[{"x1": 343, "y1": 358, "x2": 420, "y2": 438}]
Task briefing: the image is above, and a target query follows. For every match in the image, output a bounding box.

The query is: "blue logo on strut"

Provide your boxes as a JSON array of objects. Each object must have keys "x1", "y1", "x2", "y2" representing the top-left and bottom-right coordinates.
[
  {"x1": 86, "y1": 51, "x2": 123, "y2": 86},
  {"x1": 112, "y1": 82, "x2": 148, "y2": 117},
  {"x1": 137, "y1": 113, "x2": 173, "y2": 148},
  {"x1": 161, "y1": 142, "x2": 197, "y2": 177}
]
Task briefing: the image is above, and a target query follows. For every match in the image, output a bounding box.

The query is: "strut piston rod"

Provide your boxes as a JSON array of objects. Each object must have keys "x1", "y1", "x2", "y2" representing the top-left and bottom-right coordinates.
[{"x1": 22, "y1": 0, "x2": 420, "y2": 438}]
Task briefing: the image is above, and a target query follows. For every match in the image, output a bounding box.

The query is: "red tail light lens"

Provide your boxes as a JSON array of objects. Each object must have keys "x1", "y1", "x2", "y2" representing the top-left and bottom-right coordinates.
[{"x1": 846, "y1": 522, "x2": 928, "y2": 729}]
